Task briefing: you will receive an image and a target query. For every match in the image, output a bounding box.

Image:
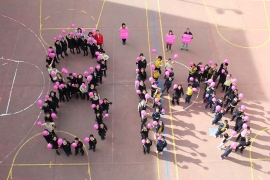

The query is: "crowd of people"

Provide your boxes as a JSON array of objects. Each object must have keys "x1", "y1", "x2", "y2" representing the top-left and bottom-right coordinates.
[{"x1": 39, "y1": 27, "x2": 113, "y2": 156}]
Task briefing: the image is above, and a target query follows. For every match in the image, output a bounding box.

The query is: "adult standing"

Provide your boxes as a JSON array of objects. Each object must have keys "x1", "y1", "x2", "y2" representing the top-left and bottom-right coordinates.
[
  {"x1": 119, "y1": 23, "x2": 128, "y2": 45},
  {"x1": 181, "y1": 28, "x2": 193, "y2": 51},
  {"x1": 94, "y1": 30, "x2": 104, "y2": 48}
]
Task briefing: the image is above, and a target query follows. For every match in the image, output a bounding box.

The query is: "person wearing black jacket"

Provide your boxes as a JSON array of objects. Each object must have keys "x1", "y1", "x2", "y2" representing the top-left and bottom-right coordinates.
[
  {"x1": 172, "y1": 84, "x2": 184, "y2": 105},
  {"x1": 67, "y1": 73, "x2": 77, "y2": 84},
  {"x1": 152, "y1": 108, "x2": 161, "y2": 122},
  {"x1": 162, "y1": 77, "x2": 174, "y2": 94},
  {"x1": 90, "y1": 71, "x2": 99, "y2": 87},
  {"x1": 95, "y1": 112, "x2": 104, "y2": 125},
  {"x1": 156, "y1": 136, "x2": 167, "y2": 155},
  {"x1": 137, "y1": 68, "x2": 147, "y2": 82},
  {"x1": 94, "y1": 104, "x2": 103, "y2": 115},
  {"x1": 48, "y1": 46, "x2": 60, "y2": 63},
  {"x1": 153, "y1": 101, "x2": 163, "y2": 112},
  {"x1": 102, "y1": 98, "x2": 112, "y2": 113},
  {"x1": 216, "y1": 69, "x2": 227, "y2": 89},
  {"x1": 225, "y1": 97, "x2": 240, "y2": 115},
  {"x1": 46, "y1": 98, "x2": 57, "y2": 114},
  {"x1": 95, "y1": 68, "x2": 103, "y2": 84},
  {"x1": 224, "y1": 89, "x2": 238, "y2": 107},
  {"x1": 155, "y1": 120, "x2": 164, "y2": 139},
  {"x1": 235, "y1": 137, "x2": 251, "y2": 154},
  {"x1": 44, "y1": 113, "x2": 53, "y2": 122},
  {"x1": 136, "y1": 53, "x2": 147, "y2": 70},
  {"x1": 66, "y1": 34, "x2": 75, "y2": 54},
  {"x1": 140, "y1": 125, "x2": 150, "y2": 139},
  {"x1": 46, "y1": 55, "x2": 56, "y2": 68},
  {"x1": 204, "y1": 93, "x2": 215, "y2": 110},
  {"x1": 80, "y1": 36, "x2": 88, "y2": 56},
  {"x1": 41, "y1": 101, "x2": 52, "y2": 114},
  {"x1": 138, "y1": 81, "x2": 147, "y2": 93},
  {"x1": 49, "y1": 91, "x2": 59, "y2": 108},
  {"x1": 58, "y1": 84, "x2": 70, "y2": 102},
  {"x1": 54, "y1": 40, "x2": 64, "y2": 60},
  {"x1": 143, "y1": 138, "x2": 152, "y2": 154},
  {"x1": 212, "y1": 97, "x2": 223, "y2": 113},
  {"x1": 233, "y1": 115, "x2": 246, "y2": 133},
  {"x1": 211, "y1": 109, "x2": 224, "y2": 125},
  {"x1": 61, "y1": 138, "x2": 72, "y2": 156},
  {"x1": 97, "y1": 123, "x2": 108, "y2": 140},
  {"x1": 60, "y1": 38, "x2": 68, "y2": 56},
  {"x1": 231, "y1": 108, "x2": 244, "y2": 121},
  {"x1": 100, "y1": 60, "x2": 107, "y2": 77},
  {"x1": 88, "y1": 41, "x2": 97, "y2": 59},
  {"x1": 88, "y1": 134, "x2": 97, "y2": 152},
  {"x1": 50, "y1": 136, "x2": 60, "y2": 155},
  {"x1": 72, "y1": 137, "x2": 84, "y2": 156},
  {"x1": 43, "y1": 129, "x2": 53, "y2": 143},
  {"x1": 141, "y1": 115, "x2": 147, "y2": 128},
  {"x1": 74, "y1": 35, "x2": 81, "y2": 54}
]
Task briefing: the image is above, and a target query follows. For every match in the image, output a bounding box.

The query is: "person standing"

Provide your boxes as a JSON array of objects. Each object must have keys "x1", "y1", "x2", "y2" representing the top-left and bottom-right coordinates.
[
  {"x1": 217, "y1": 133, "x2": 231, "y2": 150},
  {"x1": 138, "y1": 99, "x2": 147, "y2": 117},
  {"x1": 140, "y1": 125, "x2": 150, "y2": 139},
  {"x1": 215, "y1": 120, "x2": 229, "y2": 138},
  {"x1": 155, "y1": 56, "x2": 163, "y2": 74},
  {"x1": 43, "y1": 129, "x2": 53, "y2": 143},
  {"x1": 185, "y1": 84, "x2": 193, "y2": 104},
  {"x1": 61, "y1": 138, "x2": 72, "y2": 156},
  {"x1": 88, "y1": 41, "x2": 97, "y2": 59},
  {"x1": 100, "y1": 51, "x2": 109, "y2": 65},
  {"x1": 172, "y1": 84, "x2": 184, "y2": 105},
  {"x1": 143, "y1": 138, "x2": 152, "y2": 154},
  {"x1": 93, "y1": 30, "x2": 104, "y2": 48},
  {"x1": 136, "y1": 53, "x2": 147, "y2": 70},
  {"x1": 220, "y1": 146, "x2": 233, "y2": 160},
  {"x1": 97, "y1": 123, "x2": 108, "y2": 140},
  {"x1": 156, "y1": 136, "x2": 167, "y2": 155},
  {"x1": 181, "y1": 28, "x2": 193, "y2": 51},
  {"x1": 72, "y1": 137, "x2": 84, "y2": 156},
  {"x1": 119, "y1": 23, "x2": 128, "y2": 45},
  {"x1": 165, "y1": 30, "x2": 174, "y2": 53},
  {"x1": 236, "y1": 126, "x2": 251, "y2": 142},
  {"x1": 235, "y1": 137, "x2": 251, "y2": 154},
  {"x1": 162, "y1": 77, "x2": 174, "y2": 94},
  {"x1": 66, "y1": 34, "x2": 75, "y2": 54},
  {"x1": 154, "y1": 120, "x2": 164, "y2": 140},
  {"x1": 50, "y1": 136, "x2": 60, "y2": 155},
  {"x1": 88, "y1": 134, "x2": 97, "y2": 152},
  {"x1": 101, "y1": 98, "x2": 112, "y2": 113},
  {"x1": 60, "y1": 37, "x2": 68, "y2": 56},
  {"x1": 231, "y1": 107, "x2": 244, "y2": 121},
  {"x1": 80, "y1": 36, "x2": 88, "y2": 56},
  {"x1": 42, "y1": 120, "x2": 56, "y2": 136},
  {"x1": 212, "y1": 109, "x2": 224, "y2": 125},
  {"x1": 54, "y1": 40, "x2": 64, "y2": 60}
]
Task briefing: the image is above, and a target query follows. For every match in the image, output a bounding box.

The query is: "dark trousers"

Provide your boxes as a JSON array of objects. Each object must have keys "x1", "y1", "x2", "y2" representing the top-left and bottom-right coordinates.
[
  {"x1": 215, "y1": 130, "x2": 224, "y2": 137},
  {"x1": 83, "y1": 48, "x2": 88, "y2": 56},
  {"x1": 162, "y1": 86, "x2": 170, "y2": 93},
  {"x1": 166, "y1": 44, "x2": 172, "y2": 50},
  {"x1": 59, "y1": 94, "x2": 69, "y2": 102},
  {"x1": 156, "y1": 145, "x2": 164, "y2": 153},
  {"x1": 222, "y1": 85, "x2": 229, "y2": 93},
  {"x1": 235, "y1": 144, "x2": 245, "y2": 152},
  {"x1": 221, "y1": 149, "x2": 232, "y2": 158},
  {"x1": 62, "y1": 48, "x2": 68, "y2": 56},
  {"x1": 205, "y1": 101, "x2": 213, "y2": 109},
  {"x1": 122, "y1": 39, "x2": 126, "y2": 43},
  {"x1": 99, "y1": 132, "x2": 106, "y2": 139},
  {"x1": 143, "y1": 145, "x2": 150, "y2": 154},
  {"x1": 75, "y1": 148, "x2": 84, "y2": 155},
  {"x1": 235, "y1": 134, "x2": 243, "y2": 142},
  {"x1": 75, "y1": 47, "x2": 81, "y2": 54},
  {"x1": 185, "y1": 95, "x2": 192, "y2": 103},
  {"x1": 231, "y1": 114, "x2": 238, "y2": 121},
  {"x1": 226, "y1": 106, "x2": 235, "y2": 115},
  {"x1": 212, "y1": 117, "x2": 221, "y2": 125},
  {"x1": 89, "y1": 144, "x2": 96, "y2": 150},
  {"x1": 102, "y1": 70, "x2": 107, "y2": 77},
  {"x1": 63, "y1": 148, "x2": 72, "y2": 156},
  {"x1": 56, "y1": 51, "x2": 64, "y2": 59},
  {"x1": 172, "y1": 97, "x2": 180, "y2": 105},
  {"x1": 69, "y1": 48, "x2": 75, "y2": 54}
]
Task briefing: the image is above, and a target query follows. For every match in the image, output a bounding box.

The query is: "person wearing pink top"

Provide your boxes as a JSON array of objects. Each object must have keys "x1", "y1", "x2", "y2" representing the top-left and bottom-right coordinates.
[
  {"x1": 236, "y1": 126, "x2": 251, "y2": 142},
  {"x1": 119, "y1": 23, "x2": 128, "y2": 45}
]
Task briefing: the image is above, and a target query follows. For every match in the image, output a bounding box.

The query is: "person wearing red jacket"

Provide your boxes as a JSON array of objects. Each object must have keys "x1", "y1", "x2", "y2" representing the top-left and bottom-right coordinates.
[{"x1": 94, "y1": 30, "x2": 104, "y2": 48}]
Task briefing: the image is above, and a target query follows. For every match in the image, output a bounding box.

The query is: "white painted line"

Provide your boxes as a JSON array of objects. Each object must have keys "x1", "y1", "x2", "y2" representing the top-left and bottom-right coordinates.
[
  {"x1": 6, "y1": 62, "x2": 19, "y2": 114},
  {"x1": 2, "y1": 63, "x2": 7, "y2": 65}
]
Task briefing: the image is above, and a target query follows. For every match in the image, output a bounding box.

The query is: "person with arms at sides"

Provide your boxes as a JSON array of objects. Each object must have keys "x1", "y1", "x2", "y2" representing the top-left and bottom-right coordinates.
[
  {"x1": 181, "y1": 28, "x2": 193, "y2": 51},
  {"x1": 136, "y1": 53, "x2": 147, "y2": 71},
  {"x1": 61, "y1": 138, "x2": 72, "y2": 156},
  {"x1": 72, "y1": 137, "x2": 84, "y2": 156},
  {"x1": 119, "y1": 23, "x2": 128, "y2": 45},
  {"x1": 50, "y1": 136, "x2": 60, "y2": 155},
  {"x1": 88, "y1": 134, "x2": 97, "y2": 152}
]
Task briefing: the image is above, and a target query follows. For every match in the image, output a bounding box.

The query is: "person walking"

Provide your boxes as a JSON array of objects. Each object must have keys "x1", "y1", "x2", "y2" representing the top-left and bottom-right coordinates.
[
  {"x1": 235, "y1": 137, "x2": 251, "y2": 154},
  {"x1": 156, "y1": 136, "x2": 167, "y2": 155},
  {"x1": 143, "y1": 138, "x2": 152, "y2": 154},
  {"x1": 215, "y1": 120, "x2": 229, "y2": 138}
]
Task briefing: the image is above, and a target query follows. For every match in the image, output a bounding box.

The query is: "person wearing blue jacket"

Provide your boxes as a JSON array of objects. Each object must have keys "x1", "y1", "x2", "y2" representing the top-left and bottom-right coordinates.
[
  {"x1": 212, "y1": 109, "x2": 224, "y2": 125},
  {"x1": 220, "y1": 146, "x2": 233, "y2": 160},
  {"x1": 162, "y1": 77, "x2": 174, "y2": 94},
  {"x1": 212, "y1": 97, "x2": 223, "y2": 113},
  {"x1": 152, "y1": 108, "x2": 161, "y2": 122},
  {"x1": 154, "y1": 120, "x2": 164, "y2": 139},
  {"x1": 204, "y1": 93, "x2": 216, "y2": 110},
  {"x1": 156, "y1": 136, "x2": 167, "y2": 155}
]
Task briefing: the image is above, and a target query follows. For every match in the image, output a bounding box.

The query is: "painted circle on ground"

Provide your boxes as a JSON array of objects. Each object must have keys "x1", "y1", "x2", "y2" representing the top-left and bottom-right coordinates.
[{"x1": 134, "y1": 61, "x2": 200, "y2": 113}]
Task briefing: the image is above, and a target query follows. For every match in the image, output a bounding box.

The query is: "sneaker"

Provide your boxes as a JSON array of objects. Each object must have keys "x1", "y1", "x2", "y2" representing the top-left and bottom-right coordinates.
[
  {"x1": 156, "y1": 150, "x2": 158, "y2": 153},
  {"x1": 93, "y1": 149, "x2": 96, "y2": 152},
  {"x1": 165, "y1": 49, "x2": 168, "y2": 52},
  {"x1": 154, "y1": 135, "x2": 156, "y2": 139},
  {"x1": 186, "y1": 49, "x2": 188, "y2": 51},
  {"x1": 89, "y1": 147, "x2": 92, "y2": 150},
  {"x1": 217, "y1": 147, "x2": 221, "y2": 150},
  {"x1": 220, "y1": 157, "x2": 223, "y2": 160},
  {"x1": 160, "y1": 152, "x2": 163, "y2": 155}
]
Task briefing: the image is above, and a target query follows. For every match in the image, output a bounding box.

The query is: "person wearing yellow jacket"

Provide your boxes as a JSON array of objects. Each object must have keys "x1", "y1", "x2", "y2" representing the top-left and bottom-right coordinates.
[
  {"x1": 153, "y1": 69, "x2": 160, "y2": 82},
  {"x1": 155, "y1": 56, "x2": 163, "y2": 74},
  {"x1": 185, "y1": 84, "x2": 193, "y2": 104},
  {"x1": 187, "y1": 64, "x2": 197, "y2": 83}
]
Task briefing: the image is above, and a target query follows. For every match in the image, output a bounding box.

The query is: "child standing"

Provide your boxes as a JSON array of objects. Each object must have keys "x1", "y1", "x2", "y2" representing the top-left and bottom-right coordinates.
[
  {"x1": 185, "y1": 84, "x2": 193, "y2": 104},
  {"x1": 88, "y1": 134, "x2": 97, "y2": 152},
  {"x1": 165, "y1": 30, "x2": 174, "y2": 53}
]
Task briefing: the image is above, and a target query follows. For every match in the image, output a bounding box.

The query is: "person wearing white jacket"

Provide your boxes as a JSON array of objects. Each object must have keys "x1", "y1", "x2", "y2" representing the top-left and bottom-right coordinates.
[
  {"x1": 79, "y1": 82, "x2": 88, "y2": 100},
  {"x1": 100, "y1": 51, "x2": 109, "y2": 65}
]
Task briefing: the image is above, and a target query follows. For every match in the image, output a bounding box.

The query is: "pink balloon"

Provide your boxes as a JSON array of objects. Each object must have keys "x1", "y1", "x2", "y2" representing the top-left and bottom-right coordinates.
[
  {"x1": 47, "y1": 49, "x2": 52, "y2": 53},
  {"x1": 189, "y1": 77, "x2": 194, "y2": 81},
  {"x1": 81, "y1": 84, "x2": 86, "y2": 89},
  {"x1": 60, "y1": 84, "x2": 65, "y2": 88},
  {"x1": 37, "y1": 121, "x2": 42, "y2": 126},
  {"x1": 72, "y1": 84, "x2": 75, "y2": 87},
  {"x1": 210, "y1": 82, "x2": 215, "y2": 87},
  {"x1": 192, "y1": 88, "x2": 198, "y2": 92},
  {"x1": 53, "y1": 37, "x2": 56, "y2": 40},
  {"x1": 221, "y1": 69, "x2": 225, "y2": 73},
  {"x1": 147, "y1": 123, "x2": 152, "y2": 128},
  {"x1": 205, "y1": 94, "x2": 209, "y2": 98},
  {"x1": 105, "y1": 113, "x2": 109, "y2": 118},
  {"x1": 136, "y1": 90, "x2": 141, "y2": 94},
  {"x1": 51, "y1": 72, "x2": 55, "y2": 77},
  {"x1": 95, "y1": 52, "x2": 100, "y2": 56},
  {"x1": 173, "y1": 84, "x2": 178, "y2": 89},
  {"x1": 209, "y1": 60, "x2": 213, "y2": 65},
  {"x1": 93, "y1": 124, "x2": 98, "y2": 130},
  {"x1": 64, "y1": 69, "x2": 68, "y2": 74},
  {"x1": 136, "y1": 57, "x2": 141, "y2": 61},
  {"x1": 153, "y1": 121, "x2": 158, "y2": 126},
  {"x1": 244, "y1": 116, "x2": 249, "y2": 121},
  {"x1": 92, "y1": 29, "x2": 96, "y2": 34},
  {"x1": 89, "y1": 92, "x2": 93, "y2": 98},
  {"x1": 231, "y1": 142, "x2": 237, "y2": 149},
  {"x1": 207, "y1": 79, "x2": 213, "y2": 84},
  {"x1": 135, "y1": 80, "x2": 140, "y2": 86},
  {"x1": 58, "y1": 35, "x2": 62, "y2": 40},
  {"x1": 45, "y1": 95, "x2": 50, "y2": 100},
  {"x1": 215, "y1": 105, "x2": 221, "y2": 112},
  {"x1": 145, "y1": 93, "x2": 150, "y2": 100},
  {"x1": 200, "y1": 68, "x2": 205, "y2": 72},
  {"x1": 231, "y1": 131, "x2": 237, "y2": 136},
  {"x1": 72, "y1": 73, "x2": 77, "y2": 77},
  {"x1": 62, "y1": 30, "x2": 66, "y2": 34},
  {"x1": 99, "y1": 99, "x2": 103, "y2": 105},
  {"x1": 226, "y1": 74, "x2": 231, "y2": 78},
  {"x1": 224, "y1": 59, "x2": 229, "y2": 63},
  {"x1": 87, "y1": 37, "x2": 92, "y2": 42},
  {"x1": 87, "y1": 75, "x2": 92, "y2": 82},
  {"x1": 93, "y1": 40, "x2": 97, "y2": 44},
  {"x1": 173, "y1": 54, "x2": 178, "y2": 60},
  {"x1": 232, "y1": 78, "x2": 237, "y2": 83},
  {"x1": 72, "y1": 143, "x2": 77, "y2": 148},
  {"x1": 242, "y1": 123, "x2": 248, "y2": 129},
  {"x1": 55, "y1": 81, "x2": 60, "y2": 86},
  {"x1": 231, "y1": 86, "x2": 236, "y2": 91},
  {"x1": 157, "y1": 136, "x2": 162, "y2": 140},
  {"x1": 53, "y1": 85, "x2": 58, "y2": 90},
  {"x1": 167, "y1": 68, "x2": 172, "y2": 73},
  {"x1": 152, "y1": 49, "x2": 157, "y2": 53},
  {"x1": 57, "y1": 138, "x2": 63, "y2": 146},
  {"x1": 89, "y1": 67, "x2": 94, "y2": 72},
  {"x1": 43, "y1": 130, "x2": 49, "y2": 136},
  {"x1": 149, "y1": 77, "x2": 154, "y2": 83},
  {"x1": 38, "y1": 99, "x2": 43, "y2": 107},
  {"x1": 136, "y1": 69, "x2": 139, "y2": 73},
  {"x1": 240, "y1": 105, "x2": 246, "y2": 111},
  {"x1": 97, "y1": 55, "x2": 102, "y2": 61},
  {"x1": 51, "y1": 113, "x2": 57, "y2": 119},
  {"x1": 161, "y1": 109, "x2": 165, "y2": 113},
  {"x1": 70, "y1": 32, "x2": 74, "y2": 37},
  {"x1": 155, "y1": 98, "x2": 159, "y2": 103},
  {"x1": 96, "y1": 65, "x2": 100, "y2": 70},
  {"x1": 165, "y1": 71, "x2": 170, "y2": 76},
  {"x1": 77, "y1": 33, "x2": 81, "y2": 37},
  {"x1": 92, "y1": 104, "x2": 96, "y2": 108},
  {"x1": 239, "y1": 93, "x2": 244, "y2": 99},
  {"x1": 47, "y1": 143, "x2": 52, "y2": 149},
  {"x1": 71, "y1": 24, "x2": 75, "y2": 28},
  {"x1": 84, "y1": 137, "x2": 90, "y2": 143},
  {"x1": 189, "y1": 62, "x2": 194, "y2": 66},
  {"x1": 151, "y1": 64, "x2": 155, "y2": 70},
  {"x1": 152, "y1": 84, "x2": 157, "y2": 89},
  {"x1": 212, "y1": 98, "x2": 217, "y2": 103},
  {"x1": 141, "y1": 110, "x2": 146, "y2": 116},
  {"x1": 82, "y1": 29, "x2": 86, "y2": 34},
  {"x1": 141, "y1": 139, "x2": 146, "y2": 144},
  {"x1": 84, "y1": 71, "x2": 89, "y2": 76}
]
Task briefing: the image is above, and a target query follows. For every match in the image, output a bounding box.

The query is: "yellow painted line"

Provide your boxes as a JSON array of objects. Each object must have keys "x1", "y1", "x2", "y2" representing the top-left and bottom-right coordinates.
[
  {"x1": 251, "y1": 158, "x2": 270, "y2": 161},
  {"x1": 249, "y1": 127, "x2": 270, "y2": 180},
  {"x1": 68, "y1": 9, "x2": 74, "y2": 10},
  {"x1": 54, "y1": 11, "x2": 61, "y2": 14},
  {"x1": 258, "y1": 16, "x2": 263, "y2": 21},
  {"x1": 157, "y1": 0, "x2": 179, "y2": 179},
  {"x1": 41, "y1": 27, "x2": 95, "y2": 30},
  {"x1": 81, "y1": 10, "x2": 87, "y2": 13},
  {"x1": 13, "y1": 163, "x2": 89, "y2": 166},
  {"x1": 91, "y1": 16, "x2": 95, "y2": 20},
  {"x1": 259, "y1": 177, "x2": 263, "y2": 180},
  {"x1": 96, "y1": 0, "x2": 106, "y2": 29},
  {"x1": 144, "y1": 0, "x2": 152, "y2": 77},
  {"x1": 246, "y1": 12, "x2": 252, "y2": 15},
  {"x1": 202, "y1": 0, "x2": 270, "y2": 49},
  {"x1": 49, "y1": 161, "x2": 51, "y2": 168},
  {"x1": 39, "y1": 0, "x2": 50, "y2": 47},
  {"x1": 7, "y1": 130, "x2": 92, "y2": 180},
  {"x1": 44, "y1": 16, "x2": 49, "y2": 21}
]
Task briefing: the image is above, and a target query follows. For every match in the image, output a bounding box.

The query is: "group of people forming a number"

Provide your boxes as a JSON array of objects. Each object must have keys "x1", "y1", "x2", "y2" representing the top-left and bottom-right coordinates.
[
  {"x1": 135, "y1": 50, "x2": 252, "y2": 159},
  {"x1": 40, "y1": 26, "x2": 115, "y2": 156}
]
